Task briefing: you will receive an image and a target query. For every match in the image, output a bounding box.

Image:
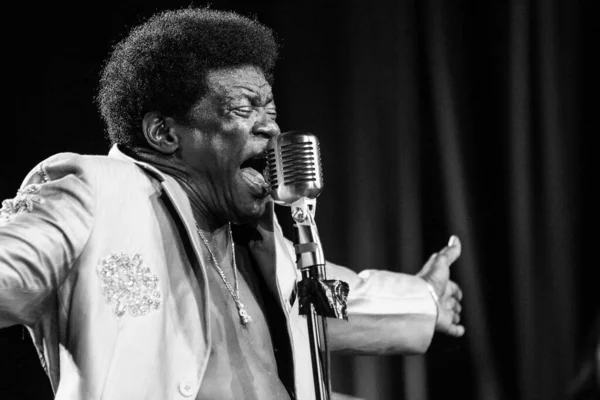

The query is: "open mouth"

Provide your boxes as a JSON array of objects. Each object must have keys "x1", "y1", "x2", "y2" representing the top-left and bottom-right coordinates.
[
  {"x1": 239, "y1": 152, "x2": 269, "y2": 196},
  {"x1": 240, "y1": 152, "x2": 268, "y2": 175}
]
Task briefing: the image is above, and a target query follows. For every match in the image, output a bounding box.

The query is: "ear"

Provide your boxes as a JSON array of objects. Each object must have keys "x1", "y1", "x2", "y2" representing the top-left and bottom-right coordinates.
[{"x1": 142, "y1": 112, "x2": 179, "y2": 154}]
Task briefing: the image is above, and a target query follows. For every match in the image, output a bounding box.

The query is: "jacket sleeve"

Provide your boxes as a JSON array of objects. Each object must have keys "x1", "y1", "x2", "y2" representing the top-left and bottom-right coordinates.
[
  {"x1": 0, "y1": 153, "x2": 95, "y2": 328},
  {"x1": 277, "y1": 227, "x2": 438, "y2": 355},
  {"x1": 325, "y1": 261, "x2": 437, "y2": 355}
]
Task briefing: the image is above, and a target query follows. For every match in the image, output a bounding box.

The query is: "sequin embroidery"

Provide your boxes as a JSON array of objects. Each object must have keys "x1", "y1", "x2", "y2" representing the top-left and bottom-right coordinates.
[
  {"x1": 37, "y1": 163, "x2": 50, "y2": 183},
  {"x1": 97, "y1": 253, "x2": 162, "y2": 317},
  {"x1": 0, "y1": 184, "x2": 45, "y2": 226}
]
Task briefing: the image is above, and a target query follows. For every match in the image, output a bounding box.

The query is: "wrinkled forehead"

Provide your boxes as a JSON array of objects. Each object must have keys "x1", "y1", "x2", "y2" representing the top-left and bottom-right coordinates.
[{"x1": 205, "y1": 65, "x2": 273, "y2": 100}]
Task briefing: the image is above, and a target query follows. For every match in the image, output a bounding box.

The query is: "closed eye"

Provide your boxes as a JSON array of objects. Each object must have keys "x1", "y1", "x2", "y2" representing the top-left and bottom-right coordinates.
[{"x1": 232, "y1": 106, "x2": 277, "y2": 120}]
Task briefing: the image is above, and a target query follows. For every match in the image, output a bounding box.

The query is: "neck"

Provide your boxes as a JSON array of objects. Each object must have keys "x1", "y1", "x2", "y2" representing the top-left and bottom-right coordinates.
[
  {"x1": 126, "y1": 145, "x2": 231, "y2": 235},
  {"x1": 197, "y1": 221, "x2": 231, "y2": 255}
]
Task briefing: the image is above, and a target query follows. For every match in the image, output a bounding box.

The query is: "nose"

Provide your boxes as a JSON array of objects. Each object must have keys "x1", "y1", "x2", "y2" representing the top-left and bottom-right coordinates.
[{"x1": 252, "y1": 110, "x2": 280, "y2": 139}]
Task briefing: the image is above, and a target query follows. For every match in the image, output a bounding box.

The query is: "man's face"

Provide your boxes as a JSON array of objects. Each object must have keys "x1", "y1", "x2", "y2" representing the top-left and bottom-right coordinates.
[{"x1": 174, "y1": 65, "x2": 280, "y2": 223}]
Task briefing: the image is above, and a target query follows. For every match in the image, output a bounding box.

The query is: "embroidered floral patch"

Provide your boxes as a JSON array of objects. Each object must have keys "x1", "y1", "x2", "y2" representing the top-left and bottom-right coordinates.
[
  {"x1": 97, "y1": 253, "x2": 162, "y2": 318},
  {"x1": 0, "y1": 184, "x2": 45, "y2": 226}
]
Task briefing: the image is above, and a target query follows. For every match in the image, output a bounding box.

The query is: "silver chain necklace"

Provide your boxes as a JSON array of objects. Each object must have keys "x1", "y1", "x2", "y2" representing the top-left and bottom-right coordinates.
[{"x1": 196, "y1": 222, "x2": 252, "y2": 325}]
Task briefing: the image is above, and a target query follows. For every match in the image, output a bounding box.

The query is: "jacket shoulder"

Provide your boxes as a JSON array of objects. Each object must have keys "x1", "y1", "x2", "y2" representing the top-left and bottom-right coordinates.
[{"x1": 21, "y1": 152, "x2": 152, "y2": 190}]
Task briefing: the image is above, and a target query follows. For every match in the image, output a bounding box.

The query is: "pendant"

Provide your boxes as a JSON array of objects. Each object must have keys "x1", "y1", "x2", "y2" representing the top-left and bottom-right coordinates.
[{"x1": 237, "y1": 304, "x2": 252, "y2": 325}]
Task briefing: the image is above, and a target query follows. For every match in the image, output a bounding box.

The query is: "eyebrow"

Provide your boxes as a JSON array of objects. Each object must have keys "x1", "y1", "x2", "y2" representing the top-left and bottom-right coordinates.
[{"x1": 227, "y1": 88, "x2": 274, "y2": 104}]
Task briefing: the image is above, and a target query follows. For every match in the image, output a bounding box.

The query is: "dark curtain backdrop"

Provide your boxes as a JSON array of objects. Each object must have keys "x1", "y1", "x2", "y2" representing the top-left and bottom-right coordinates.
[{"x1": 3, "y1": 1, "x2": 595, "y2": 400}]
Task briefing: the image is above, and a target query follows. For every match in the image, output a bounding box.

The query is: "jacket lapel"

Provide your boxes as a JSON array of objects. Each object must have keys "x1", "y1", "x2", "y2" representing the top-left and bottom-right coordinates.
[
  {"x1": 108, "y1": 146, "x2": 212, "y2": 380},
  {"x1": 107, "y1": 145, "x2": 302, "y2": 393}
]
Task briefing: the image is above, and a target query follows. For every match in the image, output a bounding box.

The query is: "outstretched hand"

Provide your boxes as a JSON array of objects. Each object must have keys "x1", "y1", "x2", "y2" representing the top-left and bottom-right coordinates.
[{"x1": 417, "y1": 235, "x2": 465, "y2": 337}]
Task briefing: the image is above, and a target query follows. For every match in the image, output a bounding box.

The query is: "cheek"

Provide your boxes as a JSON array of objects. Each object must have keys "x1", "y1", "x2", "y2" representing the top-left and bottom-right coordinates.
[
  {"x1": 184, "y1": 130, "x2": 242, "y2": 168},
  {"x1": 212, "y1": 125, "x2": 251, "y2": 163},
  {"x1": 180, "y1": 134, "x2": 213, "y2": 169}
]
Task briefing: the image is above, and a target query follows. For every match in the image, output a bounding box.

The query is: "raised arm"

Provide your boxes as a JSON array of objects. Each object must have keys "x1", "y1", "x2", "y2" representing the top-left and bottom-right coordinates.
[
  {"x1": 0, "y1": 154, "x2": 95, "y2": 327},
  {"x1": 325, "y1": 236, "x2": 464, "y2": 355}
]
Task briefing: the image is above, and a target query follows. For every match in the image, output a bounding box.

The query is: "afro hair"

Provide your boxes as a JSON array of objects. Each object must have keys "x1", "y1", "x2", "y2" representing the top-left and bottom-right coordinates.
[{"x1": 97, "y1": 7, "x2": 279, "y2": 148}]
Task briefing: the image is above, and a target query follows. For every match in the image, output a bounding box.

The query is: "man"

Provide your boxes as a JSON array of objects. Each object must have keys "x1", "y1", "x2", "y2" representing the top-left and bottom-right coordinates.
[{"x1": 0, "y1": 8, "x2": 464, "y2": 399}]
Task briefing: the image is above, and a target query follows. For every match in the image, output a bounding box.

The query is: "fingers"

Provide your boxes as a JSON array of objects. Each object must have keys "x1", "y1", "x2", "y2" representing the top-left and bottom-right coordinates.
[
  {"x1": 454, "y1": 301, "x2": 461, "y2": 314},
  {"x1": 436, "y1": 302, "x2": 465, "y2": 337},
  {"x1": 452, "y1": 312, "x2": 461, "y2": 324},
  {"x1": 420, "y1": 236, "x2": 465, "y2": 339},
  {"x1": 447, "y1": 280, "x2": 463, "y2": 301},
  {"x1": 445, "y1": 296, "x2": 461, "y2": 313},
  {"x1": 446, "y1": 323, "x2": 465, "y2": 337},
  {"x1": 441, "y1": 280, "x2": 464, "y2": 336}
]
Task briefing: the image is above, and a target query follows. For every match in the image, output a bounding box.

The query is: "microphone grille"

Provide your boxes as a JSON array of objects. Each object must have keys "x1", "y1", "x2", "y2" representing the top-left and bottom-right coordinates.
[
  {"x1": 281, "y1": 141, "x2": 318, "y2": 184},
  {"x1": 265, "y1": 131, "x2": 324, "y2": 204},
  {"x1": 266, "y1": 148, "x2": 278, "y2": 189}
]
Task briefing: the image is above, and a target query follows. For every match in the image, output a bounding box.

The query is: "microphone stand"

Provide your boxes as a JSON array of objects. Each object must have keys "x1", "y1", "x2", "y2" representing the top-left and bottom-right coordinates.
[{"x1": 290, "y1": 197, "x2": 331, "y2": 400}]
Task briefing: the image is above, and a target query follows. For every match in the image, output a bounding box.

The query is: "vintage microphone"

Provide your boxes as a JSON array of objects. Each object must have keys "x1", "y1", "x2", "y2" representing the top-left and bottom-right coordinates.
[{"x1": 265, "y1": 131, "x2": 331, "y2": 400}]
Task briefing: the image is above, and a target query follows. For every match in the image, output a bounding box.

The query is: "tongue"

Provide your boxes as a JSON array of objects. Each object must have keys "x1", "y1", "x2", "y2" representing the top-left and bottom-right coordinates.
[{"x1": 240, "y1": 167, "x2": 267, "y2": 188}]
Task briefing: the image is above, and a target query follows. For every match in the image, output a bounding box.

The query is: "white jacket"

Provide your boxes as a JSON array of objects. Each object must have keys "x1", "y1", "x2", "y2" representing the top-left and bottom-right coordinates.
[{"x1": 0, "y1": 147, "x2": 437, "y2": 399}]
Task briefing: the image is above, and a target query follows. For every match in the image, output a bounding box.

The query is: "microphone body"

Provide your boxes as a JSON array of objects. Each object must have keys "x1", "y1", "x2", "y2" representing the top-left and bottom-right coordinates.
[
  {"x1": 266, "y1": 131, "x2": 326, "y2": 271},
  {"x1": 265, "y1": 131, "x2": 331, "y2": 400}
]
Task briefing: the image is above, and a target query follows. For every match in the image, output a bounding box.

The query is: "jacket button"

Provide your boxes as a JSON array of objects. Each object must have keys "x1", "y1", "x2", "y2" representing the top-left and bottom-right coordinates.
[{"x1": 178, "y1": 381, "x2": 195, "y2": 397}]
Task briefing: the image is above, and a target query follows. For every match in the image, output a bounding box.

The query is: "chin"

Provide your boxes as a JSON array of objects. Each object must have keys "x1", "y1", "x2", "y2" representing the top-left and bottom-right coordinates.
[{"x1": 232, "y1": 198, "x2": 269, "y2": 223}]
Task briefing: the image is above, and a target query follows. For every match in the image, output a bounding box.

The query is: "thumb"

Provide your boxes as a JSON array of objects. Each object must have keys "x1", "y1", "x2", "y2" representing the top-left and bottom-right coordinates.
[{"x1": 441, "y1": 235, "x2": 462, "y2": 266}]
